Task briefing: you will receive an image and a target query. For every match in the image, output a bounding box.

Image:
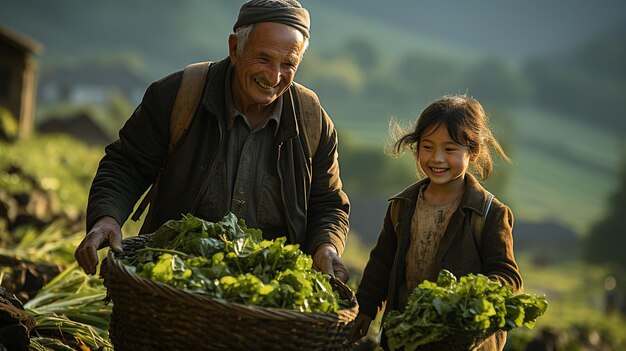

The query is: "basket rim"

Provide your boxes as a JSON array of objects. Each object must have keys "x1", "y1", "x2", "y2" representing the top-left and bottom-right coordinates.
[{"x1": 103, "y1": 248, "x2": 358, "y2": 324}]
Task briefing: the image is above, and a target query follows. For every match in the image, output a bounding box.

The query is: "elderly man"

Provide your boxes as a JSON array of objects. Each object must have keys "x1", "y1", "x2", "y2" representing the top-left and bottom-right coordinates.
[{"x1": 74, "y1": 0, "x2": 350, "y2": 282}]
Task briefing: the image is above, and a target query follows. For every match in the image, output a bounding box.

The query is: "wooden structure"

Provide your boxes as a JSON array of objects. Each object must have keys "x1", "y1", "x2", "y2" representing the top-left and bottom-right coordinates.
[{"x1": 0, "y1": 25, "x2": 43, "y2": 140}]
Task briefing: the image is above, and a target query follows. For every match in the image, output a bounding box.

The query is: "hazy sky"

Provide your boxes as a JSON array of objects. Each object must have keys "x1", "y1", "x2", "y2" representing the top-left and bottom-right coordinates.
[
  {"x1": 3, "y1": 0, "x2": 625, "y2": 65},
  {"x1": 317, "y1": 0, "x2": 626, "y2": 61}
]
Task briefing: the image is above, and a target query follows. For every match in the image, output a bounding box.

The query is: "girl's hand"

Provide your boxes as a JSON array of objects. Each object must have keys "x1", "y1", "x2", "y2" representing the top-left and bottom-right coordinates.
[{"x1": 350, "y1": 313, "x2": 373, "y2": 343}]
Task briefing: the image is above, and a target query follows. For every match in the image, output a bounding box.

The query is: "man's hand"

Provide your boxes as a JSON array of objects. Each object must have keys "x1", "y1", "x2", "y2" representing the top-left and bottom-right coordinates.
[
  {"x1": 74, "y1": 216, "x2": 123, "y2": 275},
  {"x1": 312, "y1": 243, "x2": 350, "y2": 283},
  {"x1": 349, "y1": 313, "x2": 373, "y2": 343}
]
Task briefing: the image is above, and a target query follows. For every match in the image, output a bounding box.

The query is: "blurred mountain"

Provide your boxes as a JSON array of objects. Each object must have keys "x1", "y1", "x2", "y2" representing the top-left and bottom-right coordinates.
[
  {"x1": 524, "y1": 24, "x2": 626, "y2": 132},
  {"x1": 0, "y1": 0, "x2": 239, "y2": 78},
  {"x1": 2, "y1": 7, "x2": 624, "y2": 132},
  {"x1": 314, "y1": 0, "x2": 626, "y2": 62}
]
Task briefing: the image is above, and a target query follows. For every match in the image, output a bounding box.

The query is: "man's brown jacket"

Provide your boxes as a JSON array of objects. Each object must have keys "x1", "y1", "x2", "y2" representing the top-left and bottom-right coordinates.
[{"x1": 86, "y1": 57, "x2": 350, "y2": 255}]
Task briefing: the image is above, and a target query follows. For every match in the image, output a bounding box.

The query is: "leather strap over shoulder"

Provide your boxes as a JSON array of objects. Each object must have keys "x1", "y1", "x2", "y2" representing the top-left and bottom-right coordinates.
[
  {"x1": 168, "y1": 61, "x2": 212, "y2": 152},
  {"x1": 470, "y1": 191, "x2": 494, "y2": 252},
  {"x1": 131, "y1": 61, "x2": 212, "y2": 222},
  {"x1": 291, "y1": 83, "x2": 322, "y2": 158}
]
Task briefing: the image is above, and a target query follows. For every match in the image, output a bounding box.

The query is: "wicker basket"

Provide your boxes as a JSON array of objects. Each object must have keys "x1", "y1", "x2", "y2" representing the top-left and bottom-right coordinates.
[
  {"x1": 101, "y1": 234, "x2": 358, "y2": 351},
  {"x1": 383, "y1": 325, "x2": 495, "y2": 351},
  {"x1": 407, "y1": 328, "x2": 496, "y2": 351},
  {"x1": 416, "y1": 334, "x2": 487, "y2": 351}
]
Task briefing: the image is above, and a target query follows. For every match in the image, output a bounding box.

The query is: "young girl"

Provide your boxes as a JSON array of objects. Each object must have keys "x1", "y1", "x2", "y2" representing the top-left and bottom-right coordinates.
[{"x1": 351, "y1": 95, "x2": 523, "y2": 351}]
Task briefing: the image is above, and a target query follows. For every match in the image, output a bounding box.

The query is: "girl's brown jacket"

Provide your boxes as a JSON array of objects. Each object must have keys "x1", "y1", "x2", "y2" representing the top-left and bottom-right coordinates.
[{"x1": 356, "y1": 173, "x2": 523, "y2": 350}]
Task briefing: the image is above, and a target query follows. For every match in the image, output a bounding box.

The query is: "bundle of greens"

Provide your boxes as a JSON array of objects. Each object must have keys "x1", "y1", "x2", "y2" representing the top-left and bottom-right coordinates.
[
  {"x1": 0, "y1": 221, "x2": 86, "y2": 302},
  {"x1": 122, "y1": 213, "x2": 343, "y2": 314},
  {"x1": 383, "y1": 270, "x2": 548, "y2": 351},
  {"x1": 24, "y1": 263, "x2": 113, "y2": 351}
]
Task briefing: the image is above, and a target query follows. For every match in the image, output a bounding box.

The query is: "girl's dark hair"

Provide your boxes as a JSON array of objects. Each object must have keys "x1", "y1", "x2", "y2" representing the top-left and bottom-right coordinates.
[{"x1": 390, "y1": 94, "x2": 510, "y2": 180}]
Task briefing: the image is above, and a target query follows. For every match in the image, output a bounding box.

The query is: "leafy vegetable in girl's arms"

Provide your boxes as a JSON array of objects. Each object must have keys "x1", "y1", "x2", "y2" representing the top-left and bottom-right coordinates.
[{"x1": 383, "y1": 269, "x2": 547, "y2": 351}]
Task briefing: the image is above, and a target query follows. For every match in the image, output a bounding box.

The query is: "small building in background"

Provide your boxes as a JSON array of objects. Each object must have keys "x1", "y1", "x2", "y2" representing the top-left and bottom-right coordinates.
[
  {"x1": 38, "y1": 64, "x2": 146, "y2": 107},
  {"x1": 514, "y1": 220, "x2": 579, "y2": 265},
  {"x1": 37, "y1": 110, "x2": 112, "y2": 146},
  {"x1": 0, "y1": 25, "x2": 43, "y2": 140}
]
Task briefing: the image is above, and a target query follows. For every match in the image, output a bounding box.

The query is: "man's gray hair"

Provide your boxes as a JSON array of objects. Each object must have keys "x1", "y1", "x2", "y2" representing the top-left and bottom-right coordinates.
[
  {"x1": 243, "y1": 0, "x2": 304, "y2": 9},
  {"x1": 234, "y1": 24, "x2": 310, "y2": 56},
  {"x1": 234, "y1": 0, "x2": 310, "y2": 55}
]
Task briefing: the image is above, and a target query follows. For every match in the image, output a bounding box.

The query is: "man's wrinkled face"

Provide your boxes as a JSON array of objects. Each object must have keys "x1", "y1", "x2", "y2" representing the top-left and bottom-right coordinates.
[{"x1": 229, "y1": 22, "x2": 306, "y2": 110}]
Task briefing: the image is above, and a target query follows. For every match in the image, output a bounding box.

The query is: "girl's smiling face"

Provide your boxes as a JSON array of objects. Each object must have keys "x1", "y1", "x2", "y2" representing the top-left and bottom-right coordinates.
[{"x1": 418, "y1": 123, "x2": 471, "y2": 189}]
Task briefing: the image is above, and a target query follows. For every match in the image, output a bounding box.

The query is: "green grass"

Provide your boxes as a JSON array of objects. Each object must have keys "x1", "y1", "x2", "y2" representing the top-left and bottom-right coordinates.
[
  {"x1": 515, "y1": 256, "x2": 626, "y2": 348},
  {"x1": 518, "y1": 257, "x2": 607, "y2": 328}
]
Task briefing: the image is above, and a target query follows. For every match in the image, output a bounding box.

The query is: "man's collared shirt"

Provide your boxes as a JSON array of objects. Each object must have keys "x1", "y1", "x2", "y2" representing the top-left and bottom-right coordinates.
[{"x1": 196, "y1": 65, "x2": 287, "y2": 239}]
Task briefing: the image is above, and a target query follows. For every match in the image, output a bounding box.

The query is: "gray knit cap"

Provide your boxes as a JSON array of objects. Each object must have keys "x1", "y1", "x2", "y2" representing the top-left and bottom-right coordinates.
[{"x1": 233, "y1": 0, "x2": 310, "y2": 38}]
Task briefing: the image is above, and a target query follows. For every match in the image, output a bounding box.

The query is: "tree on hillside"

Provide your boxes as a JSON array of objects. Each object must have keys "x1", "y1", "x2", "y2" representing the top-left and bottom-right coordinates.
[
  {"x1": 338, "y1": 136, "x2": 415, "y2": 197},
  {"x1": 463, "y1": 58, "x2": 532, "y2": 106},
  {"x1": 523, "y1": 27, "x2": 626, "y2": 134},
  {"x1": 342, "y1": 38, "x2": 382, "y2": 72},
  {"x1": 482, "y1": 106, "x2": 515, "y2": 205},
  {"x1": 584, "y1": 154, "x2": 626, "y2": 269}
]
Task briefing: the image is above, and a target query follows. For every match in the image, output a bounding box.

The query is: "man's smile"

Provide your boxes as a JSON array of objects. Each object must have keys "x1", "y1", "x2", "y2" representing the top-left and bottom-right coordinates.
[{"x1": 254, "y1": 77, "x2": 274, "y2": 90}]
